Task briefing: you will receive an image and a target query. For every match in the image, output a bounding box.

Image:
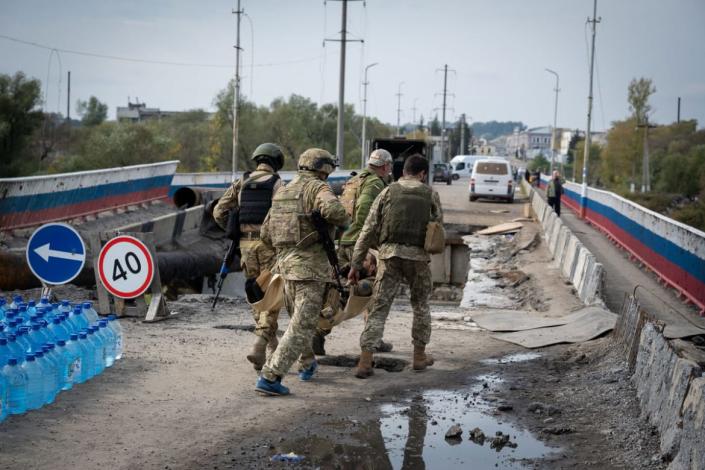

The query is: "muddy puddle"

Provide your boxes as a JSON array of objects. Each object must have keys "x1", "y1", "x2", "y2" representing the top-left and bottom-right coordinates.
[{"x1": 274, "y1": 373, "x2": 556, "y2": 469}]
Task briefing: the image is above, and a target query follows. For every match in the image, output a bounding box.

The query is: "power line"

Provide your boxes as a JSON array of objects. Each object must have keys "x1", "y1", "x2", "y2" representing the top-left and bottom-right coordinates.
[{"x1": 0, "y1": 33, "x2": 326, "y2": 69}]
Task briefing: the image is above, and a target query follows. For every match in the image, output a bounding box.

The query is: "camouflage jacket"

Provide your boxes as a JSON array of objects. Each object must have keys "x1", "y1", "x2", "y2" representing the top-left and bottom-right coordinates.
[
  {"x1": 261, "y1": 171, "x2": 350, "y2": 282},
  {"x1": 340, "y1": 168, "x2": 387, "y2": 245},
  {"x1": 351, "y1": 176, "x2": 443, "y2": 270},
  {"x1": 212, "y1": 163, "x2": 282, "y2": 231}
]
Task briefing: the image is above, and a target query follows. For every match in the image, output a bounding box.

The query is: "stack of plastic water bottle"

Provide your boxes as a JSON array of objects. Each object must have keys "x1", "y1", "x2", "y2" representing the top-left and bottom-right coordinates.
[{"x1": 0, "y1": 295, "x2": 123, "y2": 422}]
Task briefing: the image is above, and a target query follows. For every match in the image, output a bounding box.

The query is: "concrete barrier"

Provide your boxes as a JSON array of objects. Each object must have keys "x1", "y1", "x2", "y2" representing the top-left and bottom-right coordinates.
[
  {"x1": 633, "y1": 322, "x2": 705, "y2": 466},
  {"x1": 521, "y1": 178, "x2": 603, "y2": 306},
  {"x1": 539, "y1": 175, "x2": 705, "y2": 313},
  {"x1": 0, "y1": 161, "x2": 178, "y2": 231}
]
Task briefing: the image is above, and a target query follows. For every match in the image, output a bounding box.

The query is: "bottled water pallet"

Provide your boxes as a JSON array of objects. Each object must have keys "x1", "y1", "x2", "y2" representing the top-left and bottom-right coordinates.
[{"x1": 87, "y1": 231, "x2": 172, "y2": 323}]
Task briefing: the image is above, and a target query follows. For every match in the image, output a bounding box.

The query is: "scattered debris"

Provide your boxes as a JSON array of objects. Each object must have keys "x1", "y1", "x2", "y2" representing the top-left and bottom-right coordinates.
[
  {"x1": 469, "y1": 427, "x2": 486, "y2": 445},
  {"x1": 270, "y1": 452, "x2": 305, "y2": 463},
  {"x1": 490, "y1": 209, "x2": 510, "y2": 214},
  {"x1": 213, "y1": 324, "x2": 255, "y2": 332},
  {"x1": 496, "y1": 404, "x2": 513, "y2": 412},
  {"x1": 490, "y1": 431, "x2": 518, "y2": 450},
  {"x1": 316, "y1": 354, "x2": 408, "y2": 372},
  {"x1": 542, "y1": 427, "x2": 574, "y2": 435},
  {"x1": 476, "y1": 222, "x2": 523, "y2": 236},
  {"x1": 445, "y1": 424, "x2": 463, "y2": 439}
]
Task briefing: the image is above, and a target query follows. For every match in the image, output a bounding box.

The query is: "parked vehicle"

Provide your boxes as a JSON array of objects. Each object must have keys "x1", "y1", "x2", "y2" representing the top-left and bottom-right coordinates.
[
  {"x1": 371, "y1": 138, "x2": 429, "y2": 183},
  {"x1": 433, "y1": 163, "x2": 452, "y2": 185},
  {"x1": 450, "y1": 155, "x2": 481, "y2": 180},
  {"x1": 469, "y1": 157, "x2": 515, "y2": 203}
]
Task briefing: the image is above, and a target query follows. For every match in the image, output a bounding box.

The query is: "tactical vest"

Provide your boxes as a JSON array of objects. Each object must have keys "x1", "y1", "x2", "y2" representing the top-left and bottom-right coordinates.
[
  {"x1": 380, "y1": 183, "x2": 432, "y2": 247},
  {"x1": 268, "y1": 176, "x2": 323, "y2": 248},
  {"x1": 340, "y1": 171, "x2": 371, "y2": 217},
  {"x1": 238, "y1": 173, "x2": 280, "y2": 225}
]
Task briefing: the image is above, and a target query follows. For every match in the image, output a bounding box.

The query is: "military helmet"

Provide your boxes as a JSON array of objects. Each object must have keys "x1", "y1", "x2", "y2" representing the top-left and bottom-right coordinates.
[
  {"x1": 298, "y1": 148, "x2": 337, "y2": 175},
  {"x1": 252, "y1": 143, "x2": 284, "y2": 171}
]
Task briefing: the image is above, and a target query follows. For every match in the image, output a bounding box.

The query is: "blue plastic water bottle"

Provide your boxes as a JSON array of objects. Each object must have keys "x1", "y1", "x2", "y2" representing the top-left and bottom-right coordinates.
[
  {"x1": 0, "y1": 365, "x2": 7, "y2": 423},
  {"x1": 27, "y1": 300, "x2": 37, "y2": 317},
  {"x1": 22, "y1": 354, "x2": 43, "y2": 411},
  {"x1": 0, "y1": 337, "x2": 11, "y2": 367},
  {"x1": 64, "y1": 334, "x2": 83, "y2": 387},
  {"x1": 0, "y1": 298, "x2": 7, "y2": 319},
  {"x1": 43, "y1": 343, "x2": 64, "y2": 397},
  {"x1": 6, "y1": 335, "x2": 25, "y2": 361},
  {"x1": 15, "y1": 328, "x2": 32, "y2": 354},
  {"x1": 1, "y1": 357, "x2": 27, "y2": 415},
  {"x1": 48, "y1": 317, "x2": 69, "y2": 342},
  {"x1": 87, "y1": 327, "x2": 105, "y2": 376},
  {"x1": 54, "y1": 340, "x2": 71, "y2": 391},
  {"x1": 97, "y1": 320, "x2": 116, "y2": 367},
  {"x1": 9, "y1": 295, "x2": 22, "y2": 310},
  {"x1": 71, "y1": 306, "x2": 89, "y2": 331},
  {"x1": 82, "y1": 302, "x2": 99, "y2": 323},
  {"x1": 107, "y1": 315, "x2": 124, "y2": 360},
  {"x1": 33, "y1": 350, "x2": 55, "y2": 405},
  {"x1": 77, "y1": 332, "x2": 94, "y2": 382},
  {"x1": 18, "y1": 306, "x2": 29, "y2": 324}
]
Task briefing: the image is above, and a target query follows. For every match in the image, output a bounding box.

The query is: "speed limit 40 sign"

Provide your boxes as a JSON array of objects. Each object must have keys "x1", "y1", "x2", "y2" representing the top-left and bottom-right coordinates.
[{"x1": 98, "y1": 235, "x2": 155, "y2": 299}]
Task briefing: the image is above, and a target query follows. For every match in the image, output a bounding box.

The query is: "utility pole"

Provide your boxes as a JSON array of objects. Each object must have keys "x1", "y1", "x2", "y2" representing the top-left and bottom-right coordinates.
[
  {"x1": 435, "y1": 64, "x2": 455, "y2": 162},
  {"x1": 231, "y1": 0, "x2": 243, "y2": 181},
  {"x1": 637, "y1": 119, "x2": 656, "y2": 192},
  {"x1": 580, "y1": 0, "x2": 600, "y2": 219},
  {"x1": 460, "y1": 114, "x2": 466, "y2": 154},
  {"x1": 677, "y1": 97, "x2": 681, "y2": 123},
  {"x1": 325, "y1": 0, "x2": 363, "y2": 164},
  {"x1": 545, "y1": 68, "x2": 560, "y2": 174},
  {"x1": 361, "y1": 62, "x2": 378, "y2": 168},
  {"x1": 411, "y1": 98, "x2": 419, "y2": 124},
  {"x1": 66, "y1": 71, "x2": 71, "y2": 122},
  {"x1": 396, "y1": 81, "x2": 404, "y2": 135}
]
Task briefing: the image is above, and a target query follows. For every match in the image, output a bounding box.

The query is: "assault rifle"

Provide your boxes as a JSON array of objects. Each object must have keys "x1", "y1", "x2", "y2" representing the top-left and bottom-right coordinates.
[
  {"x1": 211, "y1": 210, "x2": 242, "y2": 310},
  {"x1": 311, "y1": 209, "x2": 347, "y2": 303}
]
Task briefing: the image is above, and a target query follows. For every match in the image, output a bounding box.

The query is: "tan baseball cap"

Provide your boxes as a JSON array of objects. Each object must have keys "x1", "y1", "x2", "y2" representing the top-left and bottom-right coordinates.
[{"x1": 368, "y1": 149, "x2": 393, "y2": 167}]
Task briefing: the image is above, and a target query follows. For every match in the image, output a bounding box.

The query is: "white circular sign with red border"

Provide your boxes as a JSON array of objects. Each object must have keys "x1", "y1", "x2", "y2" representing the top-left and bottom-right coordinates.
[{"x1": 98, "y1": 235, "x2": 154, "y2": 299}]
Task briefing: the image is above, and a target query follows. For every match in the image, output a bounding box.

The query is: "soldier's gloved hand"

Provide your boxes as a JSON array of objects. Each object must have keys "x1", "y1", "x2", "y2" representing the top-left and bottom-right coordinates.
[{"x1": 348, "y1": 267, "x2": 360, "y2": 285}]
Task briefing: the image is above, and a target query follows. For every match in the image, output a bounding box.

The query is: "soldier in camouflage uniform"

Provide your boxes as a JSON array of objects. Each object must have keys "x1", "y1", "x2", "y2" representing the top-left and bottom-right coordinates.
[
  {"x1": 348, "y1": 154, "x2": 443, "y2": 378},
  {"x1": 312, "y1": 148, "x2": 394, "y2": 355},
  {"x1": 255, "y1": 148, "x2": 350, "y2": 396},
  {"x1": 213, "y1": 143, "x2": 284, "y2": 370}
]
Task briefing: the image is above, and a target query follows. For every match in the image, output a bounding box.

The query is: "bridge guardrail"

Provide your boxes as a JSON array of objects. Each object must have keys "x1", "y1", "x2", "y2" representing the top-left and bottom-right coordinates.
[
  {"x1": 0, "y1": 161, "x2": 179, "y2": 231},
  {"x1": 539, "y1": 175, "x2": 705, "y2": 313}
]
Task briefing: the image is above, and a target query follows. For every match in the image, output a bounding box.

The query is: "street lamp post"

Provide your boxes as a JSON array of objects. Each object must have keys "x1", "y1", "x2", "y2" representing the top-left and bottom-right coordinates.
[
  {"x1": 396, "y1": 81, "x2": 405, "y2": 136},
  {"x1": 545, "y1": 68, "x2": 560, "y2": 174},
  {"x1": 361, "y1": 62, "x2": 378, "y2": 168}
]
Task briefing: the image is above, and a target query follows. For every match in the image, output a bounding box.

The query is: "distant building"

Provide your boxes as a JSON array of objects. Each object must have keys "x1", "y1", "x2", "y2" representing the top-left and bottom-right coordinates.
[{"x1": 505, "y1": 126, "x2": 552, "y2": 159}]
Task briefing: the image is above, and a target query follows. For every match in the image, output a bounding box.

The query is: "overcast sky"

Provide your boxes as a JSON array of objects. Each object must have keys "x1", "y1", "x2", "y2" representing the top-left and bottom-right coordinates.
[{"x1": 2, "y1": 0, "x2": 704, "y2": 132}]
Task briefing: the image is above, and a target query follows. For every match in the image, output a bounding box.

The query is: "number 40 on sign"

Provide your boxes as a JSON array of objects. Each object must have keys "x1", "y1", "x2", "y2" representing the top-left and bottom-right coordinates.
[{"x1": 98, "y1": 235, "x2": 155, "y2": 299}]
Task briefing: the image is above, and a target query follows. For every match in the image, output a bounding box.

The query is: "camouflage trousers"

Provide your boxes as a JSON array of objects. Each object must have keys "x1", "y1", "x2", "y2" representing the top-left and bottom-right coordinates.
[
  {"x1": 261, "y1": 280, "x2": 324, "y2": 381},
  {"x1": 360, "y1": 257, "x2": 432, "y2": 351},
  {"x1": 241, "y1": 240, "x2": 279, "y2": 340}
]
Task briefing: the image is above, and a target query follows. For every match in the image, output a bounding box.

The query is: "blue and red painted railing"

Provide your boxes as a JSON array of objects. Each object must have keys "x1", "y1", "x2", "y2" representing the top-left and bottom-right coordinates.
[
  {"x1": 539, "y1": 175, "x2": 705, "y2": 313},
  {"x1": 0, "y1": 161, "x2": 179, "y2": 230}
]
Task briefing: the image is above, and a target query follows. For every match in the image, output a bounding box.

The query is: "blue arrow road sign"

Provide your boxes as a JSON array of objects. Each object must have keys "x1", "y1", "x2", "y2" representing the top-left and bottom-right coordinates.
[{"x1": 26, "y1": 223, "x2": 86, "y2": 285}]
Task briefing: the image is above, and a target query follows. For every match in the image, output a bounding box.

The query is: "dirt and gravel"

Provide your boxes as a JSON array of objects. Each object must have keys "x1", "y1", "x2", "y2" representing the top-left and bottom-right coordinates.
[{"x1": 0, "y1": 179, "x2": 665, "y2": 469}]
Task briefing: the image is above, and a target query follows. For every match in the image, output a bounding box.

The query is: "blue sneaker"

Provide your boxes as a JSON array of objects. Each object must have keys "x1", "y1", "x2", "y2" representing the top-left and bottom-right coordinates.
[
  {"x1": 255, "y1": 376, "x2": 290, "y2": 396},
  {"x1": 298, "y1": 360, "x2": 318, "y2": 381}
]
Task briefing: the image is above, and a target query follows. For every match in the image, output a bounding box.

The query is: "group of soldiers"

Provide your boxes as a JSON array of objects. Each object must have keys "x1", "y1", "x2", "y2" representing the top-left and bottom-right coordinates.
[{"x1": 212, "y1": 143, "x2": 443, "y2": 396}]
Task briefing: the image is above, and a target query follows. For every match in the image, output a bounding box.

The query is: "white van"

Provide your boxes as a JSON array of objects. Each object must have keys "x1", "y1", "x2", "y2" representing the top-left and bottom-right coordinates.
[
  {"x1": 450, "y1": 155, "x2": 481, "y2": 180},
  {"x1": 469, "y1": 157, "x2": 515, "y2": 203}
]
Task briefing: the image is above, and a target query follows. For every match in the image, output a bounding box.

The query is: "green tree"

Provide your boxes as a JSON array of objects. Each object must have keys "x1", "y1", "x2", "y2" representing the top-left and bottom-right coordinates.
[
  {"x1": 628, "y1": 78, "x2": 656, "y2": 125},
  {"x1": 0, "y1": 72, "x2": 43, "y2": 176},
  {"x1": 77, "y1": 96, "x2": 108, "y2": 126},
  {"x1": 527, "y1": 154, "x2": 550, "y2": 172},
  {"x1": 430, "y1": 115, "x2": 441, "y2": 136}
]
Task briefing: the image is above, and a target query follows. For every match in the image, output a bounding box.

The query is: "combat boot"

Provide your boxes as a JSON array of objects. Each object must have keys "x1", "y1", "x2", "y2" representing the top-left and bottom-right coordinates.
[
  {"x1": 354, "y1": 351, "x2": 374, "y2": 379},
  {"x1": 246, "y1": 336, "x2": 268, "y2": 371},
  {"x1": 312, "y1": 333, "x2": 326, "y2": 356},
  {"x1": 412, "y1": 345, "x2": 434, "y2": 372}
]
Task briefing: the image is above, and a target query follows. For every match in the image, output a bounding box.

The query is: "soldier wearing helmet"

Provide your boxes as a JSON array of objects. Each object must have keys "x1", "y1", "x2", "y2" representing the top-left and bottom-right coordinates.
[
  {"x1": 213, "y1": 143, "x2": 285, "y2": 370},
  {"x1": 312, "y1": 148, "x2": 395, "y2": 356},
  {"x1": 255, "y1": 148, "x2": 350, "y2": 396}
]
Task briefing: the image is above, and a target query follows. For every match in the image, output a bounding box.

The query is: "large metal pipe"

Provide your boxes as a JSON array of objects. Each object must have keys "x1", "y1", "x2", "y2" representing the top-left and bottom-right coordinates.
[
  {"x1": 173, "y1": 186, "x2": 225, "y2": 209},
  {"x1": 0, "y1": 240, "x2": 232, "y2": 292}
]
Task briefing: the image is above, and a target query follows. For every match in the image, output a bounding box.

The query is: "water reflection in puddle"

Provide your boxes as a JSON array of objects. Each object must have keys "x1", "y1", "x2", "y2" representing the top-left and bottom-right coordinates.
[
  {"x1": 379, "y1": 374, "x2": 555, "y2": 469},
  {"x1": 481, "y1": 352, "x2": 542, "y2": 365}
]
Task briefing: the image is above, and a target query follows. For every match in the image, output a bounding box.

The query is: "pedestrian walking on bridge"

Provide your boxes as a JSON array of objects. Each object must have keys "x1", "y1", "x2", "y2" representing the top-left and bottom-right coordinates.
[
  {"x1": 348, "y1": 154, "x2": 443, "y2": 379},
  {"x1": 546, "y1": 170, "x2": 563, "y2": 217}
]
